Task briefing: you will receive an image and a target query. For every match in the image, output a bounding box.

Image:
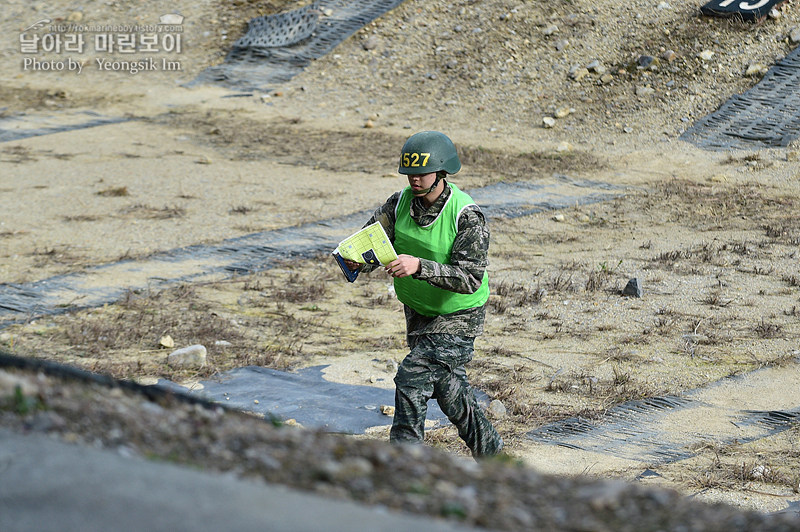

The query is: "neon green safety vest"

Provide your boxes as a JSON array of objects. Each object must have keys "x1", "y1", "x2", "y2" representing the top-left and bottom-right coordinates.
[{"x1": 393, "y1": 183, "x2": 489, "y2": 317}]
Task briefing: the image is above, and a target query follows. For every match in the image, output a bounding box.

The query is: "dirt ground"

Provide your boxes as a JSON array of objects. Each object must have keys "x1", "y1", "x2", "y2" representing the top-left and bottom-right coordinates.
[{"x1": 2, "y1": 0, "x2": 800, "y2": 518}]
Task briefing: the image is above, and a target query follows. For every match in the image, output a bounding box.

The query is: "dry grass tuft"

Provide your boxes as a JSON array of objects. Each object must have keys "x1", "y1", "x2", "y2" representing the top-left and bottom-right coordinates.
[
  {"x1": 489, "y1": 280, "x2": 545, "y2": 314},
  {"x1": 229, "y1": 205, "x2": 255, "y2": 215},
  {"x1": 754, "y1": 319, "x2": 783, "y2": 339},
  {"x1": 122, "y1": 203, "x2": 186, "y2": 219},
  {"x1": 96, "y1": 186, "x2": 130, "y2": 197}
]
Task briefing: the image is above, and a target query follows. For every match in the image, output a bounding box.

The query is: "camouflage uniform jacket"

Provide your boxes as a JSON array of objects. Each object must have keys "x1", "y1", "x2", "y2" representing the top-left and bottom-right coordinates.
[{"x1": 361, "y1": 181, "x2": 488, "y2": 337}]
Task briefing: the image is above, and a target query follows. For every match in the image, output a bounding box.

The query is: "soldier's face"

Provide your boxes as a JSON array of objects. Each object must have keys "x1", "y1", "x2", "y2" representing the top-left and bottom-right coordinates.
[{"x1": 407, "y1": 172, "x2": 436, "y2": 196}]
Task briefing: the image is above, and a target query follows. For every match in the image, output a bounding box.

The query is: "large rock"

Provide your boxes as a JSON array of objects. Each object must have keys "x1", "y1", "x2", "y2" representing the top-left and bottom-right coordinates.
[
  {"x1": 167, "y1": 345, "x2": 207, "y2": 369},
  {"x1": 488, "y1": 399, "x2": 507, "y2": 419},
  {"x1": 622, "y1": 278, "x2": 643, "y2": 298}
]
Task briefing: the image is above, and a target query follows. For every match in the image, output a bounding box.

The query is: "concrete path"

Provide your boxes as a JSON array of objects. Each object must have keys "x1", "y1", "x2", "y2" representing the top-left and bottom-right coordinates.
[{"x1": 0, "y1": 428, "x2": 483, "y2": 532}]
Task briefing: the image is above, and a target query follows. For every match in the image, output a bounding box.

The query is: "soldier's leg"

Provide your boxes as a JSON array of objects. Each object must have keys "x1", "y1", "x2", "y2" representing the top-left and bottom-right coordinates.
[
  {"x1": 390, "y1": 348, "x2": 436, "y2": 444},
  {"x1": 429, "y1": 337, "x2": 504, "y2": 458},
  {"x1": 434, "y1": 364, "x2": 503, "y2": 458}
]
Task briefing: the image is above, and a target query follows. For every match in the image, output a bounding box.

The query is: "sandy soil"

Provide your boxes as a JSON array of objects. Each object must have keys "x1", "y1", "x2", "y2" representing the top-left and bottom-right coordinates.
[{"x1": 2, "y1": 0, "x2": 800, "y2": 518}]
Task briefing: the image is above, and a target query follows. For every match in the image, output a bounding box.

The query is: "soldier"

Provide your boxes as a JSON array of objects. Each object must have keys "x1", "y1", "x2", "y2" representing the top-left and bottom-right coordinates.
[{"x1": 344, "y1": 131, "x2": 503, "y2": 458}]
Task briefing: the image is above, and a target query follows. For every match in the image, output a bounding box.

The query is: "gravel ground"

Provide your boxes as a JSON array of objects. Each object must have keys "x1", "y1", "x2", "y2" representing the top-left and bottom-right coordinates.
[
  {"x1": 2, "y1": 0, "x2": 800, "y2": 529},
  {"x1": 2, "y1": 354, "x2": 800, "y2": 531},
  {"x1": 281, "y1": 0, "x2": 800, "y2": 147}
]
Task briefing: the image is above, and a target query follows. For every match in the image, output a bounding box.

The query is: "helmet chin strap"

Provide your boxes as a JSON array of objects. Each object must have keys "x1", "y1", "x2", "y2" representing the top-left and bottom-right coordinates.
[{"x1": 411, "y1": 173, "x2": 443, "y2": 196}]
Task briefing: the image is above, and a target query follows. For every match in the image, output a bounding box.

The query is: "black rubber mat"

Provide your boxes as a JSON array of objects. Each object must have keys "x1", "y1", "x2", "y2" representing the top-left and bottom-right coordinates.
[
  {"x1": 191, "y1": 0, "x2": 407, "y2": 90},
  {"x1": 0, "y1": 350, "x2": 482, "y2": 435},
  {"x1": 157, "y1": 365, "x2": 489, "y2": 434},
  {"x1": 0, "y1": 178, "x2": 621, "y2": 326},
  {"x1": 700, "y1": 0, "x2": 789, "y2": 22},
  {"x1": 0, "y1": 111, "x2": 129, "y2": 143},
  {"x1": 527, "y1": 396, "x2": 698, "y2": 463},
  {"x1": 740, "y1": 408, "x2": 800, "y2": 428},
  {"x1": 527, "y1": 378, "x2": 800, "y2": 465},
  {"x1": 681, "y1": 44, "x2": 800, "y2": 150}
]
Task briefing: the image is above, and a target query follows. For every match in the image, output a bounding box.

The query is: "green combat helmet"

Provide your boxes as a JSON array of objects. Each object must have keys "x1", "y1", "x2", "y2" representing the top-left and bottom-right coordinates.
[{"x1": 398, "y1": 131, "x2": 461, "y2": 176}]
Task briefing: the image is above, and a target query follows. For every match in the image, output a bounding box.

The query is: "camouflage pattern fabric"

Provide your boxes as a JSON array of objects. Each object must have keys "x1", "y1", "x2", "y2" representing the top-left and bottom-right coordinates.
[
  {"x1": 361, "y1": 181, "x2": 489, "y2": 336},
  {"x1": 389, "y1": 334, "x2": 504, "y2": 458},
  {"x1": 356, "y1": 179, "x2": 501, "y2": 456}
]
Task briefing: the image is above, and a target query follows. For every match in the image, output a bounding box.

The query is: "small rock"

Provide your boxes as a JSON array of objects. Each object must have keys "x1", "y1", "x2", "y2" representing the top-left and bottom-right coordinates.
[
  {"x1": 709, "y1": 174, "x2": 728, "y2": 183},
  {"x1": 552, "y1": 213, "x2": 565, "y2": 222},
  {"x1": 67, "y1": 11, "x2": 83, "y2": 22},
  {"x1": 543, "y1": 24, "x2": 559, "y2": 36},
  {"x1": 769, "y1": 8, "x2": 781, "y2": 19},
  {"x1": 364, "y1": 119, "x2": 374, "y2": 128},
  {"x1": 637, "y1": 55, "x2": 656, "y2": 68},
  {"x1": 196, "y1": 155, "x2": 212, "y2": 165},
  {"x1": 362, "y1": 35, "x2": 379, "y2": 51},
  {"x1": 622, "y1": 278, "x2": 643, "y2": 298},
  {"x1": 554, "y1": 106, "x2": 574, "y2": 118},
  {"x1": 586, "y1": 60, "x2": 601, "y2": 71},
  {"x1": 556, "y1": 141, "x2": 572, "y2": 152},
  {"x1": 167, "y1": 344, "x2": 207, "y2": 369},
  {"x1": 159, "y1": 335, "x2": 175, "y2": 348},
  {"x1": 214, "y1": 340, "x2": 232, "y2": 347},
  {"x1": 488, "y1": 399, "x2": 507, "y2": 418},
  {"x1": 380, "y1": 404, "x2": 395, "y2": 416},
  {"x1": 698, "y1": 50, "x2": 714, "y2": 61},
  {"x1": 542, "y1": 116, "x2": 556, "y2": 128},
  {"x1": 586, "y1": 60, "x2": 606, "y2": 75},
  {"x1": 555, "y1": 39, "x2": 569, "y2": 52},
  {"x1": 0, "y1": 332, "x2": 12, "y2": 343},
  {"x1": 569, "y1": 66, "x2": 589, "y2": 81},
  {"x1": 28, "y1": 411, "x2": 66, "y2": 432},
  {"x1": 600, "y1": 73, "x2": 614, "y2": 84},
  {"x1": 745, "y1": 63, "x2": 768, "y2": 77},
  {"x1": 661, "y1": 50, "x2": 678, "y2": 63},
  {"x1": 635, "y1": 86, "x2": 655, "y2": 97},
  {"x1": 791, "y1": 27, "x2": 800, "y2": 43},
  {"x1": 333, "y1": 457, "x2": 374, "y2": 480}
]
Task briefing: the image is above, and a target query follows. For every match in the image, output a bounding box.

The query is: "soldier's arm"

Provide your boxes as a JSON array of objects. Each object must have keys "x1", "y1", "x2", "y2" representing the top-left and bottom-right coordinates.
[
  {"x1": 351, "y1": 191, "x2": 401, "y2": 275},
  {"x1": 412, "y1": 205, "x2": 488, "y2": 294}
]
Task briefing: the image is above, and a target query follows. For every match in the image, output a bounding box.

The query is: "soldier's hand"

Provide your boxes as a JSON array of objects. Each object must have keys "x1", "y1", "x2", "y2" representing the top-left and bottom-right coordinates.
[
  {"x1": 343, "y1": 259, "x2": 361, "y2": 272},
  {"x1": 385, "y1": 255, "x2": 420, "y2": 278}
]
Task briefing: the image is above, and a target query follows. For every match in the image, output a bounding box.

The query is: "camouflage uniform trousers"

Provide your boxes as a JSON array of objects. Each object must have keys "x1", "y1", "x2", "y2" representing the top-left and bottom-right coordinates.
[{"x1": 389, "y1": 333, "x2": 504, "y2": 458}]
